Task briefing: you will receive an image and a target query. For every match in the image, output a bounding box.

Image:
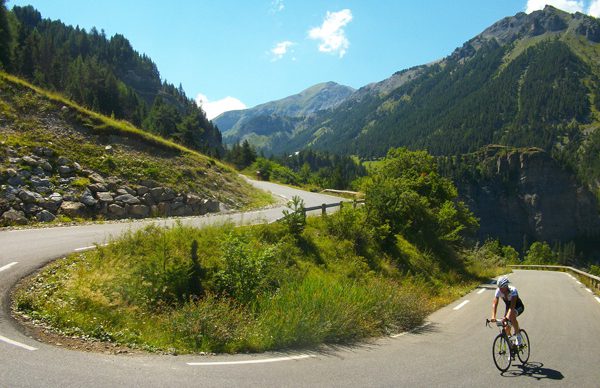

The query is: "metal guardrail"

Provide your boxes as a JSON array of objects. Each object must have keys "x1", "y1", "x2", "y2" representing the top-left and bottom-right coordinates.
[
  {"x1": 304, "y1": 199, "x2": 366, "y2": 216},
  {"x1": 510, "y1": 264, "x2": 600, "y2": 293}
]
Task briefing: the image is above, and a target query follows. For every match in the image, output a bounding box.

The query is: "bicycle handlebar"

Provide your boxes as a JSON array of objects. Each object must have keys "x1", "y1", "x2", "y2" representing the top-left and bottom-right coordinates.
[{"x1": 485, "y1": 318, "x2": 511, "y2": 328}]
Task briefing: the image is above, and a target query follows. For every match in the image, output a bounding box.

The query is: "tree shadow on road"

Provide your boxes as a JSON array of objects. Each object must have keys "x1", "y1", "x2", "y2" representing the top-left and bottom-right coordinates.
[{"x1": 502, "y1": 361, "x2": 564, "y2": 381}]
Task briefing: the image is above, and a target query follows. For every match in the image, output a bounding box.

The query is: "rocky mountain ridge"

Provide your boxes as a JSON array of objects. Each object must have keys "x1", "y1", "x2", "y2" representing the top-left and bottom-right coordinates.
[{"x1": 215, "y1": 82, "x2": 354, "y2": 150}]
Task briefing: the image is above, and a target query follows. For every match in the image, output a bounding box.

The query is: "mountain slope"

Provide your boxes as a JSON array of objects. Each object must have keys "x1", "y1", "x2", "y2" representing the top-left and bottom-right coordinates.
[
  {"x1": 0, "y1": 72, "x2": 269, "y2": 226},
  {"x1": 280, "y1": 6, "x2": 600, "y2": 192},
  {"x1": 0, "y1": 4, "x2": 223, "y2": 156},
  {"x1": 214, "y1": 82, "x2": 354, "y2": 149}
]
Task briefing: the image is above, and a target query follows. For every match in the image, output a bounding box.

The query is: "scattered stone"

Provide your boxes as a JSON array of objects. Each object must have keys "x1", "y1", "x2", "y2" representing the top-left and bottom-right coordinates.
[
  {"x1": 88, "y1": 173, "x2": 106, "y2": 185},
  {"x1": 57, "y1": 156, "x2": 71, "y2": 165},
  {"x1": 22, "y1": 156, "x2": 38, "y2": 166},
  {"x1": 58, "y1": 165, "x2": 73, "y2": 176}
]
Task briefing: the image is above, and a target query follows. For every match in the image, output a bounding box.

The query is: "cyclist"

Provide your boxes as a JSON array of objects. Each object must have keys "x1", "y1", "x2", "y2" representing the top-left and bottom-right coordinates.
[{"x1": 491, "y1": 276, "x2": 525, "y2": 346}]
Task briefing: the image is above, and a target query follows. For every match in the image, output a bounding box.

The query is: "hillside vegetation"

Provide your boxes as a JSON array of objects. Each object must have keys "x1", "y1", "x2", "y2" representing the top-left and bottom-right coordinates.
[
  {"x1": 0, "y1": 71, "x2": 272, "y2": 225},
  {"x1": 13, "y1": 148, "x2": 508, "y2": 353},
  {"x1": 0, "y1": 3, "x2": 223, "y2": 156}
]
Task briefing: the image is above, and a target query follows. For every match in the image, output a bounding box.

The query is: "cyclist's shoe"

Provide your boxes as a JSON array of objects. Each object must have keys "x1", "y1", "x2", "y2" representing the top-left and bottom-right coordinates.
[{"x1": 515, "y1": 334, "x2": 523, "y2": 346}]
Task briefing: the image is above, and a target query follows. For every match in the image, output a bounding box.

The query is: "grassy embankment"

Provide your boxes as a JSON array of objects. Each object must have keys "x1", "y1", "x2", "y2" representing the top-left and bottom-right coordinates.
[
  {"x1": 13, "y1": 204, "x2": 507, "y2": 354},
  {"x1": 0, "y1": 71, "x2": 273, "y2": 212}
]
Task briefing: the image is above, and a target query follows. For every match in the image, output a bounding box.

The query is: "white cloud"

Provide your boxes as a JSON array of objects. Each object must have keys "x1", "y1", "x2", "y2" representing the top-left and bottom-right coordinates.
[
  {"x1": 308, "y1": 9, "x2": 353, "y2": 58},
  {"x1": 270, "y1": 41, "x2": 295, "y2": 61},
  {"x1": 588, "y1": 0, "x2": 600, "y2": 16},
  {"x1": 525, "y1": 0, "x2": 584, "y2": 13},
  {"x1": 270, "y1": 0, "x2": 284, "y2": 13},
  {"x1": 195, "y1": 93, "x2": 247, "y2": 120}
]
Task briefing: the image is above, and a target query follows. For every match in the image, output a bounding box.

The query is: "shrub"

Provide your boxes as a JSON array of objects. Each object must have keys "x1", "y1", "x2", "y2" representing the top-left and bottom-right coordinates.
[{"x1": 281, "y1": 195, "x2": 306, "y2": 238}]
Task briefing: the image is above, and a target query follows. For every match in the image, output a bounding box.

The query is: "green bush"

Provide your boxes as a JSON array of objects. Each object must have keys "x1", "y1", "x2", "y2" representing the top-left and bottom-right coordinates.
[
  {"x1": 281, "y1": 195, "x2": 306, "y2": 238},
  {"x1": 524, "y1": 241, "x2": 557, "y2": 264}
]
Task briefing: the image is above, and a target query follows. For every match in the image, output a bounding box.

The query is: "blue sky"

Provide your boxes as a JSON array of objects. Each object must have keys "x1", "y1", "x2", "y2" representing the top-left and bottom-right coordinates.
[{"x1": 8, "y1": 0, "x2": 600, "y2": 118}]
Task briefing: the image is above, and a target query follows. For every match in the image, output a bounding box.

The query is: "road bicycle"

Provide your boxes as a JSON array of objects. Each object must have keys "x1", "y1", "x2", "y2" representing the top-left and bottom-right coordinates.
[{"x1": 485, "y1": 319, "x2": 530, "y2": 372}]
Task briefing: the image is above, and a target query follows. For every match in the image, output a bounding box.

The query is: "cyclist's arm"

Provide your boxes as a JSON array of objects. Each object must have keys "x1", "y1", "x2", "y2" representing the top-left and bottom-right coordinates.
[{"x1": 491, "y1": 297, "x2": 499, "y2": 320}]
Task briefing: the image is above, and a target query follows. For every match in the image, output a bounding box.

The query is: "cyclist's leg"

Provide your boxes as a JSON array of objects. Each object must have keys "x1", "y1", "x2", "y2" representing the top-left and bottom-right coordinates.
[{"x1": 507, "y1": 308, "x2": 520, "y2": 335}]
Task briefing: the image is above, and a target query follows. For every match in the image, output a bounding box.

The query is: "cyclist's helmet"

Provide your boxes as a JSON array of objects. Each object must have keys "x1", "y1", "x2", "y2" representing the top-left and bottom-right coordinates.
[{"x1": 497, "y1": 276, "x2": 510, "y2": 288}]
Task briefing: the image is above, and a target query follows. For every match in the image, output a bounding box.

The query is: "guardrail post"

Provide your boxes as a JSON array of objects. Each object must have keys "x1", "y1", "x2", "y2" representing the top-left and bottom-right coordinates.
[
  {"x1": 322, "y1": 203, "x2": 326, "y2": 216},
  {"x1": 353, "y1": 199, "x2": 357, "y2": 209}
]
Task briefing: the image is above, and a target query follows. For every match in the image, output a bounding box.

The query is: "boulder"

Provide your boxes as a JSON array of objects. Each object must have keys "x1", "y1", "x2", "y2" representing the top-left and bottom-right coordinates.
[
  {"x1": 202, "y1": 198, "x2": 220, "y2": 213},
  {"x1": 108, "y1": 204, "x2": 125, "y2": 217},
  {"x1": 136, "y1": 186, "x2": 149, "y2": 196},
  {"x1": 114, "y1": 194, "x2": 141, "y2": 205},
  {"x1": 36, "y1": 210, "x2": 56, "y2": 223},
  {"x1": 80, "y1": 190, "x2": 98, "y2": 207},
  {"x1": 60, "y1": 201, "x2": 87, "y2": 218},
  {"x1": 18, "y1": 190, "x2": 39, "y2": 204},
  {"x1": 129, "y1": 204, "x2": 150, "y2": 218},
  {"x1": 2, "y1": 209, "x2": 28, "y2": 225},
  {"x1": 88, "y1": 183, "x2": 108, "y2": 193},
  {"x1": 22, "y1": 156, "x2": 38, "y2": 166},
  {"x1": 96, "y1": 192, "x2": 114, "y2": 203}
]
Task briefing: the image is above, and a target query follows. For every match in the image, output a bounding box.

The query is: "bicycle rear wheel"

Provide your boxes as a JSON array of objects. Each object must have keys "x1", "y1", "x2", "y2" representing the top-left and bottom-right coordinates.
[
  {"x1": 492, "y1": 334, "x2": 512, "y2": 372},
  {"x1": 517, "y1": 329, "x2": 530, "y2": 364}
]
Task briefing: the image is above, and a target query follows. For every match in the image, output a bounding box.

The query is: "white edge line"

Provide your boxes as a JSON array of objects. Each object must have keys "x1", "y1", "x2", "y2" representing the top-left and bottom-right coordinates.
[
  {"x1": 0, "y1": 335, "x2": 38, "y2": 351},
  {"x1": 453, "y1": 300, "x2": 470, "y2": 310},
  {"x1": 586, "y1": 288, "x2": 593, "y2": 293},
  {"x1": 477, "y1": 288, "x2": 486, "y2": 294},
  {"x1": 187, "y1": 354, "x2": 313, "y2": 366},
  {"x1": 596, "y1": 297, "x2": 600, "y2": 304},
  {"x1": 391, "y1": 321, "x2": 432, "y2": 338},
  {"x1": 0, "y1": 262, "x2": 18, "y2": 272},
  {"x1": 74, "y1": 246, "x2": 96, "y2": 252},
  {"x1": 576, "y1": 281, "x2": 582, "y2": 285},
  {"x1": 74, "y1": 243, "x2": 108, "y2": 252}
]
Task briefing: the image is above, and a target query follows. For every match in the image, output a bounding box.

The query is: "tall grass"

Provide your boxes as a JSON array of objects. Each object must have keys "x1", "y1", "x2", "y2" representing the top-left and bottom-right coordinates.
[{"x1": 13, "y1": 208, "x2": 501, "y2": 354}]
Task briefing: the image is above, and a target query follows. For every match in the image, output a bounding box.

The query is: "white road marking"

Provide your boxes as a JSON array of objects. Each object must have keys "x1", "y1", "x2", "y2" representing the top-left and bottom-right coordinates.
[
  {"x1": 477, "y1": 288, "x2": 486, "y2": 295},
  {"x1": 453, "y1": 300, "x2": 470, "y2": 310},
  {"x1": 74, "y1": 246, "x2": 96, "y2": 252},
  {"x1": 576, "y1": 281, "x2": 582, "y2": 285},
  {"x1": 187, "y1": 354, "x2": 313, "y2": 366},
  {"x1": 596, "y1": 297, "x2": 600, "y2": 304},
  {"x1": 74, "y1": 243, "x2": 108, "y2": 252},
  {"x1": 0, "y1": 262, "x2": 18, "y2": 272},
  {"x1": 0, "y1": 335, "x2": 38, "y2": 351},
  {"x1": 586, "y1": 288, "x2": 593, "y2": 293}
]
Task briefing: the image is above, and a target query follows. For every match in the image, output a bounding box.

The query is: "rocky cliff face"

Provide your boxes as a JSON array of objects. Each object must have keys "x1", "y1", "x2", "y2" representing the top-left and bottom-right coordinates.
[{"x1": 454, "y1": 147, "x2": 600, "y2": 250}]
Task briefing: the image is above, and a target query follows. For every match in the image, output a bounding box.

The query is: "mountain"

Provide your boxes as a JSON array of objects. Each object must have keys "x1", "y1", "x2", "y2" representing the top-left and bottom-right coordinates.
[
  {"x1": 271, "y1": 7, "x2": 600, "y2": 191},
  {"x1": 214, "y1": 82, "x2": 354, "y2": 150},
  {"x1": 0, "y1": 4, "x2": 223, "y2": 157}
]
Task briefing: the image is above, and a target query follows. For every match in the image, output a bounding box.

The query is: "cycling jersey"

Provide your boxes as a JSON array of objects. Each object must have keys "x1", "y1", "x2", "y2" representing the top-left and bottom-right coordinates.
[{"x1": 495, "y1": 285, "x2": 525, "y2": 315}]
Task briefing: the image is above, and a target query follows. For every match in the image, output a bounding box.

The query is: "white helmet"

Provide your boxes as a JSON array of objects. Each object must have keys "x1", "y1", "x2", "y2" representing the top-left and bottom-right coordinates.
[{"x1": 497, "y1": 276, "x2": 510, "y2": 288}]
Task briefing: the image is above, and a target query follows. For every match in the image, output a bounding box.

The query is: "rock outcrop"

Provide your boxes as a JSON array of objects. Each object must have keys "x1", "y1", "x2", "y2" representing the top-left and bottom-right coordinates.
[
  {"x1": 454, "y1": 147, "x2": 600, "y2": 251},
  {"x1": 1, "y1": 145, "x2": 222, "y2": 226}
]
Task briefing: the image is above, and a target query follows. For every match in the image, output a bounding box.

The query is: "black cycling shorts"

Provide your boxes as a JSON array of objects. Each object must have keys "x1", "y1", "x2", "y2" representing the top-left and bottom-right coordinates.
[{"x1": 504, "y1": 301, "x2": 525, "y2": 317}]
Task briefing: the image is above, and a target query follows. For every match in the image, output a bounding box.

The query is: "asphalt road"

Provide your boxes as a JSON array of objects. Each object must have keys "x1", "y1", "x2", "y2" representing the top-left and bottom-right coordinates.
[{"x1": 1, "y1": 180, "x2": 600, "y2": 387}]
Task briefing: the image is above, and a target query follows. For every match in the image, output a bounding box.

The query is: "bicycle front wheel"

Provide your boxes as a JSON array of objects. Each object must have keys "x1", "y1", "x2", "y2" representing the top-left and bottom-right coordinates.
[
  {"x1": 492, "y1": 334, "x2": 512, "y2": 372},
  {"x1": 517, "y1": 329, "x2": 530, "y2": 364}
]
